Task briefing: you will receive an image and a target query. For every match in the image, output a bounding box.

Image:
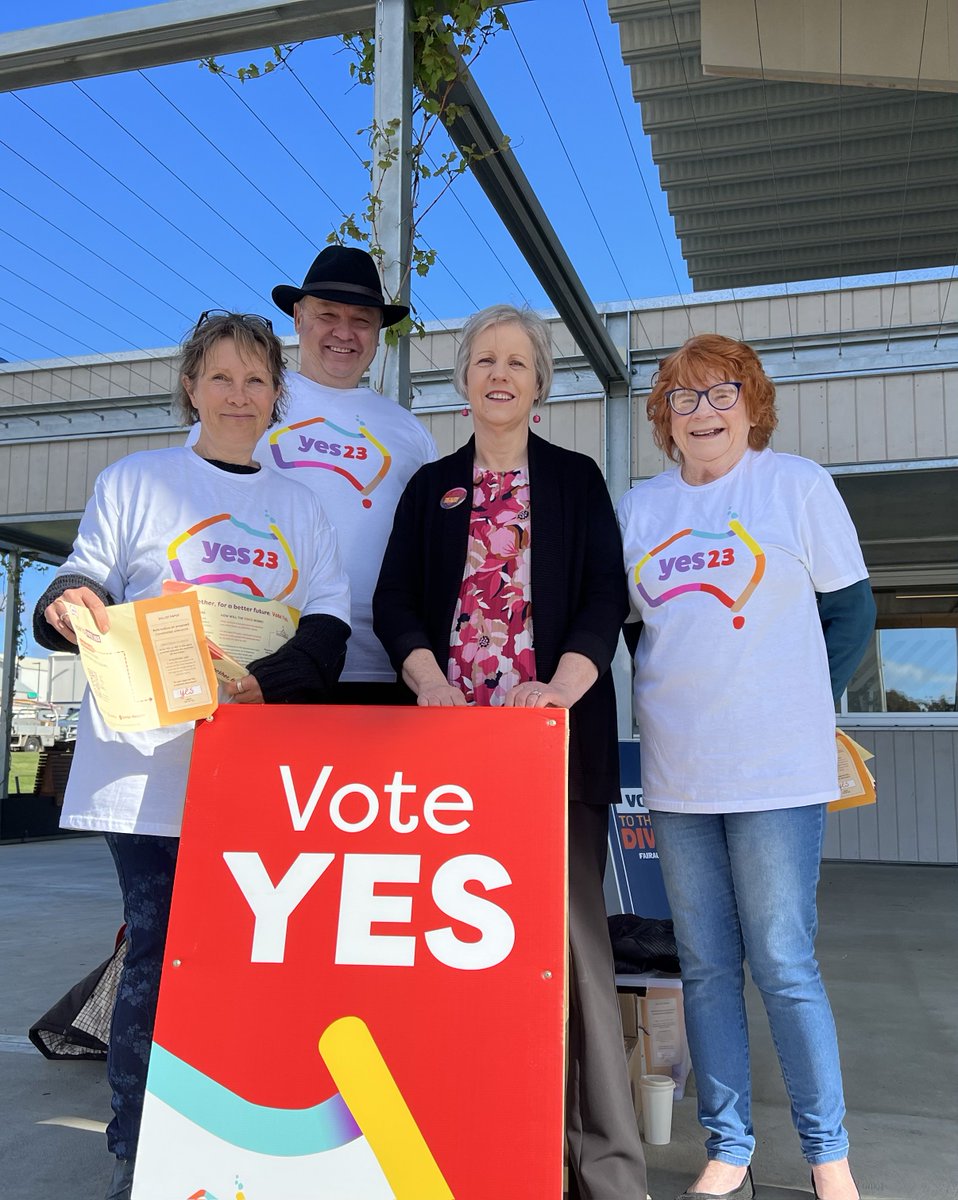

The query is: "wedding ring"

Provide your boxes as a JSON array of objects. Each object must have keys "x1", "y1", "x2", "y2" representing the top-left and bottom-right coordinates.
[
  {"x1": 236, "y1": 678, "x2": 244, "y2": 693},
  {"x1": 531, "y1": 689, "x2": 542, "y2": 698}
]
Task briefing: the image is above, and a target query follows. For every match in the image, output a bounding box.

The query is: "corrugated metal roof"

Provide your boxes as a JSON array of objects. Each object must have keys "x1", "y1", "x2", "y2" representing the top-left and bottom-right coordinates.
[{"x1": 608, "y1": 0, "x2": 958, "y2": 290}]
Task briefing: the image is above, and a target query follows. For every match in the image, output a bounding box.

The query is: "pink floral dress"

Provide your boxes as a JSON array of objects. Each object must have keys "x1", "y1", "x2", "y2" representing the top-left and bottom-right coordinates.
[{"x1": 447, "y1": 468, "x2": 536, "y2": 706}]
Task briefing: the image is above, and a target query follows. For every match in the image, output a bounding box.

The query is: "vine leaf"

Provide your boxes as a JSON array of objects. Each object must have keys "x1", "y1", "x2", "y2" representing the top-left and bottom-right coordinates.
[{"x1": 200, "y1": 4, "x2": 511, "y2": 336}]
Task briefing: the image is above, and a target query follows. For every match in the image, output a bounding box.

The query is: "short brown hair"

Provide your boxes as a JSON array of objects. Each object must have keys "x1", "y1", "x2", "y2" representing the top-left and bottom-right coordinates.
[
  {"x1": 173, "y1": 312, "x2": 287, "y2": 427},
  {"x1": 647, "y1": 334, "x2": 777, "y2": 463}
]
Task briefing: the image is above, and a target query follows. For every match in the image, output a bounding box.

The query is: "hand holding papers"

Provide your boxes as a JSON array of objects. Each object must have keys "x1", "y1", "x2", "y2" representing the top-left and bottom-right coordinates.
[
  {"x1": 67, "y1": 591, "x2": 218, "y2": 731},
  {"x1": 69, "y1": 584, "x2": 299, "y2": 731},
  {"x1": 161, "y1": 582, "x2": 299, "y2": 684},
  {"x1": 829, "y1": 730, "x2": 876, "y2": 812}
]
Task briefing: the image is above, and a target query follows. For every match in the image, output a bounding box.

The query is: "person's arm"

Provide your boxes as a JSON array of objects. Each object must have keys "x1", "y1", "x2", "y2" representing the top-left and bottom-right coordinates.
[
  {"x1": 239, "y1": 614, "x2": 351, "y2": 704},
  {"x1": 230, "y1": 490, "x2": 352, "y2": 705},
  {"x1": 556, "y1": 459, "x2": 630, "y2": 676},
  {"x1": 374, "y1": 469, "x2": 467, "y2": 707},
  {"x1": 817, "y1": 578, "x2": 876, "y2": 701},
  {"x1": 506, "y1": 650, "x2": 597, "y2": 708},
  {"x1": 400, "y1": 647, "x2": 466, "y2": 707},
  {"x1": 373, "y1": 467, "x2": 436, "y2": 673},
  {"x1": 507, "y1": 460, "x2": 628, "y2": 709},
  {"x1": 622, "y1": 619, "x2": 643, "y2": 659},
  {"x1": 34, "y1": 464, "x2": 128, "y2": 653},
  {"x1": 34, "y1": 576, "x2": 114, "y2": 652}
]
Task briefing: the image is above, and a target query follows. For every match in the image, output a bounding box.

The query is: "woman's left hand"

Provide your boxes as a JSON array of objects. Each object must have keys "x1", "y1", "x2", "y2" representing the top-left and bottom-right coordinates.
[
  {"x1": 504, "y1": 681, "x2": 571, "y2": 709},
  {"x1": 504, "y1": 654, "x2": 598, "y2": 710},
  {"x1": 229, "y1": 674, "x2": 264, "y2": 704}
]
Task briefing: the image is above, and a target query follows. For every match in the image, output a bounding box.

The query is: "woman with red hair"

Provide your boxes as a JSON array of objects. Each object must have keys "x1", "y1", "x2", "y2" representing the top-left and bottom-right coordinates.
[{"x1": 618, "y1": 335, "x2": 873, "y2": 1200}]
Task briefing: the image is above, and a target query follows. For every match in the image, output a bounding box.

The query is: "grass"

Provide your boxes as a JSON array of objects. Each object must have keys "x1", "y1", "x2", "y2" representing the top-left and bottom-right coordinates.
[{"x1": 7, "y1": 751, "x2": 40, "y2": 794}]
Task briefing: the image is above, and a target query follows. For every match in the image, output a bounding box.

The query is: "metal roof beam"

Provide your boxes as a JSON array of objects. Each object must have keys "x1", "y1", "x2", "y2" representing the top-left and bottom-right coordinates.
[
  {"x1": 0, "y1": 0, "x2": 525, "y2": 92},
  {"x1": 435, "y1": 59, "x2": 629, "y2": 389},
  {"x1": 689, "y1": 253, "x2": 958, "y2": 289},
  {"x1": 674, "y1": 188, "x2": 958, "y2": 233},
  {"x1": 0, "y1": 1, "x2": 376, "y2": 91}
]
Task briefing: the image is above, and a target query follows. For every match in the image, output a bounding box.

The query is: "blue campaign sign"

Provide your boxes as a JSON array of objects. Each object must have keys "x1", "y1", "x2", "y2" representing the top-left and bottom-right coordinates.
[{"x1": 607, "y1": 741, "x2": 671, "y2": 919}]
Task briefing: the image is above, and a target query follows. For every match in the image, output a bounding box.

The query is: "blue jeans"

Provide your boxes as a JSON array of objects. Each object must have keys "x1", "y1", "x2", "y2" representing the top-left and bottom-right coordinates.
[
  {"x1": 104, "y1": 832, "x2": 178, "y2": 1161},
  {"x1": 651, "y1": 804, "x2": 850, "y2": 1167}
]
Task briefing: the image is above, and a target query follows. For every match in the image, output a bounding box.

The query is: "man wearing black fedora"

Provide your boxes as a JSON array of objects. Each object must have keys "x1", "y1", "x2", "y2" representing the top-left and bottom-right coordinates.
[{"x1": 260, "y1": 246, "x2": 437, "y2": 701}]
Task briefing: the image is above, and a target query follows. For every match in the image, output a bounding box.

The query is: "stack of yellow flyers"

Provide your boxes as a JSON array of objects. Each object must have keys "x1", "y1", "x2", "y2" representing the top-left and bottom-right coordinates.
[
  {"x1": 829, "y1": 730, "x2": 876, "y2": 812},
  {"x1": 162, "y1": 581, "x2": 298, "y2": 685},
  {"x1": 67, "y1": 591, "x2": 218, "y2": 731},
  {"x1": 69, "y1": 584, "x2": 300, "y2": 732}
]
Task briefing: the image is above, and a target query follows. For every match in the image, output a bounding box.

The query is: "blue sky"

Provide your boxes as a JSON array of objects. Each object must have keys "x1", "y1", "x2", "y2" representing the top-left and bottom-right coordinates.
[
  {"x1": 0, "y1": 0, "x2": 691, "y2": 367},
  {"x1": 2, "y1": 1, "x2": 697, "y2": 654}
]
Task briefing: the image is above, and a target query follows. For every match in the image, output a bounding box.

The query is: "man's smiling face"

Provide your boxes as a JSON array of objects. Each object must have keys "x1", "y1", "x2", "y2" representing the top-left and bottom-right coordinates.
[{"x1": 294, "y1": 296, "x2": 382, "y2": 390}]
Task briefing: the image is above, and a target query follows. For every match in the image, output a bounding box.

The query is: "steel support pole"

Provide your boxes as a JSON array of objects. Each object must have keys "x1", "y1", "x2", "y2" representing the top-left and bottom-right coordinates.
[
  {"x1": 370, "y1": 0, "x2": 413, "y2": 408},
  {"x1": 603, "y1": 311, "x2": 635, "y2": 741},
  {"x1": 0, "y1": 550, "x2": 22, "y2": 806}
]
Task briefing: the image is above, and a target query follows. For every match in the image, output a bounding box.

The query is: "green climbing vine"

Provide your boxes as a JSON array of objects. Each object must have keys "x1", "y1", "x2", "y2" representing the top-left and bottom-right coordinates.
[
  {"x1": 202, "y1": 4, "x2": 511, "y2": 343},
  {"x1": 0, "y1": 552, "x2": 48, "y2": 658}
]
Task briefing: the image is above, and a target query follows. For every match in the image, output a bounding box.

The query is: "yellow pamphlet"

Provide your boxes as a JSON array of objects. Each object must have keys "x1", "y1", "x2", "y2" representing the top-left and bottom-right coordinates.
[
  {"x1": 829, "y1": 729, "x2": 876, "y2": 812},
  {"x1": 68, "y1": 592, "x2": 218, "y2": 731},
  {"x1": 161, "y1": 581, "x2": 299, "y2": 684}
]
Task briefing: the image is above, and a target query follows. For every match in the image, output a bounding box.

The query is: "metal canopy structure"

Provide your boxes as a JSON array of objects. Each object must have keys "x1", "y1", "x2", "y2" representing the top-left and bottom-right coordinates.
[
  {"x1": 607, "y1": 0, "x2": 958, "y2": 291},
  {"x1": 0, "y1": 0, "x2": 626, "y2": 395},
  {"x1": 0, "y1": 0, "x2": 382, "y2": 90},
  {"x1": 437, "y1": 60, "x2": 630, "y2": 390}
]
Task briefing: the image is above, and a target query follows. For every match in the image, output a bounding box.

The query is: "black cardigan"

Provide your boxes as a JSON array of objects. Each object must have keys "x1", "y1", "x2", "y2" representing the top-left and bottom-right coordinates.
[{"x1": 373, "y1": 433, "x2": 628, "y2": 806}]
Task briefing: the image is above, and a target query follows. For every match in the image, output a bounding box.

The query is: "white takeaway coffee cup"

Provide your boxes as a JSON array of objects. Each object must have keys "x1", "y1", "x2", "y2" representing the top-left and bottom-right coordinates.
[{"x1": 639, "y1": 1073, "x2": 676, "y2": 1145}]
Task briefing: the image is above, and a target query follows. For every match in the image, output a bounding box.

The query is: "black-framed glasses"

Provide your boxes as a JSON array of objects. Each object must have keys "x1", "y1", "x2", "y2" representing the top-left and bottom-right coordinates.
[
  {"x1": 193, "y1": 310, "x2": 273, "y2": 334},
  {"x1": 666, "y1": 381, "x2": 742, "y2": 416}
]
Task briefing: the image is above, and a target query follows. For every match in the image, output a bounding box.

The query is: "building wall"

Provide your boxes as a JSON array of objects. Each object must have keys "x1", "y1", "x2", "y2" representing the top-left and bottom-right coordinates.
[
  {"x1": 629, "y1": 277, "x2": 958, "y2": 478},
  {"x1": 2, "y1": 277, "x2": 955, "y2": 864},
  {"x1": 0, "y1": 433, "x2": 183, "y2": 519},
  {"x1": 825, "y1": 729, "x2": 958, "y2": 864}
]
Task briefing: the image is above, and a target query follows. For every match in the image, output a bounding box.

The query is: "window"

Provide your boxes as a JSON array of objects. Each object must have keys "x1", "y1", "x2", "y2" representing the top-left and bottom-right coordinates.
[{"x1": 841, "y1": 588, "x2": 958, "y2": 718}]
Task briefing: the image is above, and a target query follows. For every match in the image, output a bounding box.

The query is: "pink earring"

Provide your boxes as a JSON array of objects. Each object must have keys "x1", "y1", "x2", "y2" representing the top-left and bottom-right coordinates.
[
  {"x1": 532, "y1": 412, "x2": 541, "y2": 424},
  {"x1": 461, "y1": 406, "x2": 470, "y2": 417}
]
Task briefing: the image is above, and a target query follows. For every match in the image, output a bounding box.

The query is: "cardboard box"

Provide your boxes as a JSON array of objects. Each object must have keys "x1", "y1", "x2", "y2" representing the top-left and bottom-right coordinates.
[
  {"x1": 618, "y1": 977, "x2": 691, "y2": 1102},
  {"x1": 623, "y1": 1034, "x2": 648, "y2": 1123},
  {"x1": 618, "y1": 991, "x2": 641, "y2": 1039},
  {"x1": 640, "y1": 984, "x2": 691, "y2": 1100}
]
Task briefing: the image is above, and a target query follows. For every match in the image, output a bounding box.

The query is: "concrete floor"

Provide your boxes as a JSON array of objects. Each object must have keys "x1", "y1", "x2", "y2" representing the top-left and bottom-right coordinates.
[{"x1": 0, "y1": 837, "x2": 955, "y2": 1200}]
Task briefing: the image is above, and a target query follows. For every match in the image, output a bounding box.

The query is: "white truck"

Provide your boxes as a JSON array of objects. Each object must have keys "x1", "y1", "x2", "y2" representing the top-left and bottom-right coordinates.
[{"x1": 8, "y1": 702, "x2": 60, "y2": 751}]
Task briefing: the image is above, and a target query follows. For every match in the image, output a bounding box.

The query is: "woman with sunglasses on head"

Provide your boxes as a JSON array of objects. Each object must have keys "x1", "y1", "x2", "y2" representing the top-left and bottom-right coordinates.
[
  {"x1": 617, "y1": 335, "x2": 874, "y2": 1200},
  {"x1": 33, "y1": 312, "x2": 351, "y2": 1200}
]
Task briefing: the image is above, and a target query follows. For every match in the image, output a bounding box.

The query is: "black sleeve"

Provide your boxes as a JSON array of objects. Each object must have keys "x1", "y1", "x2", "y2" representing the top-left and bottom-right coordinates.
[
  {"x1": 373, "y1": 469, "x2": 436, "y2": 674},
  {"x1": 248, "y1": 614, "x2": 350, "y2": 704},
  {"x1": 622, "y1": 620, "x2": 643, "y2": 658},
  {"x1": 557, "y1": 460, "x2": 630, "y2": 676},
  {"x1": 32, "y1": 573, "x2": 115, "y2": 654},
  {"x1": 817, "y1": 578, "x2": 877, "y2": 701}
]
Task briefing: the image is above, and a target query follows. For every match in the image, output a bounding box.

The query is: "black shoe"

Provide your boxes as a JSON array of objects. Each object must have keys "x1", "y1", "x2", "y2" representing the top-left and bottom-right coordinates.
[
  {"x1": 105, "y1": 1157, "x2": 135, "y2": 1200},
  {"x1": 678, "y1": 1165, "x2": 755, "y2": 1200}
]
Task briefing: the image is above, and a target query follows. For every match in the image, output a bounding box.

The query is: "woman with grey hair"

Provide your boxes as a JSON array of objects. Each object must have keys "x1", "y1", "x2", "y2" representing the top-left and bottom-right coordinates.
[
  {"x1": 374, "y1": 304, "x2": 649, "y2": 1199},
  {"x1": 33, "y1": 311, "x2": 351, "y2": 1200}
]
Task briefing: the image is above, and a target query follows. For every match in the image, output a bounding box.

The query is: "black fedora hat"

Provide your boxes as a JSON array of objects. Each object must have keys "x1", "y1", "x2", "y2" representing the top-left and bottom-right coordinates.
[{"x1": 272, "y1": 246, "x2": 409, "y2": 327}]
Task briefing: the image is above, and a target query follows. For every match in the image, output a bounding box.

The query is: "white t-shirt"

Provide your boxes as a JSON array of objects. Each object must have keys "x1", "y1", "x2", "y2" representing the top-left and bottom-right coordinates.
[
  {"x1": 58, "y1": 447, "x2": 350, "y2": 837},
  {"x1": 617, "y1": 448, "x2": 868, "y2": 814},
  {"x1": 255, "y1": 374, "x2": 437, "y2": 681}
]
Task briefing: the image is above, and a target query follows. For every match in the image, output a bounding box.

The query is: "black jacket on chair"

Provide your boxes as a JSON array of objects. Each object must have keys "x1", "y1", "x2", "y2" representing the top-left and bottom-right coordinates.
[{"x1": 373, "y1": 432, "x2": 628, "y2": 806}]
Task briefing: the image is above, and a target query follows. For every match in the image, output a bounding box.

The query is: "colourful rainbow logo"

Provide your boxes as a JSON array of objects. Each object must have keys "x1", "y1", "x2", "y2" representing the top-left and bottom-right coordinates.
[
  {"x1": 634, "y1": 517, "x2": 765, "y2": 629},
  {"x1": 167, "y1": 513, "x2": 298, "y2": 600},
  {"x1": 268, "y1": 416, "x2": 390, "y2": 509},
  {"x1": 140, "y1": 1017, "x2": 452, "y2": 1200}
]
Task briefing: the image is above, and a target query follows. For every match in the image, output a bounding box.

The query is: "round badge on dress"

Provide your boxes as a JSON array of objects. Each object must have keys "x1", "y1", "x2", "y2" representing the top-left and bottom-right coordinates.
[{"x1": 440, "y1": 487, "x2": 467, "y2": 510}]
